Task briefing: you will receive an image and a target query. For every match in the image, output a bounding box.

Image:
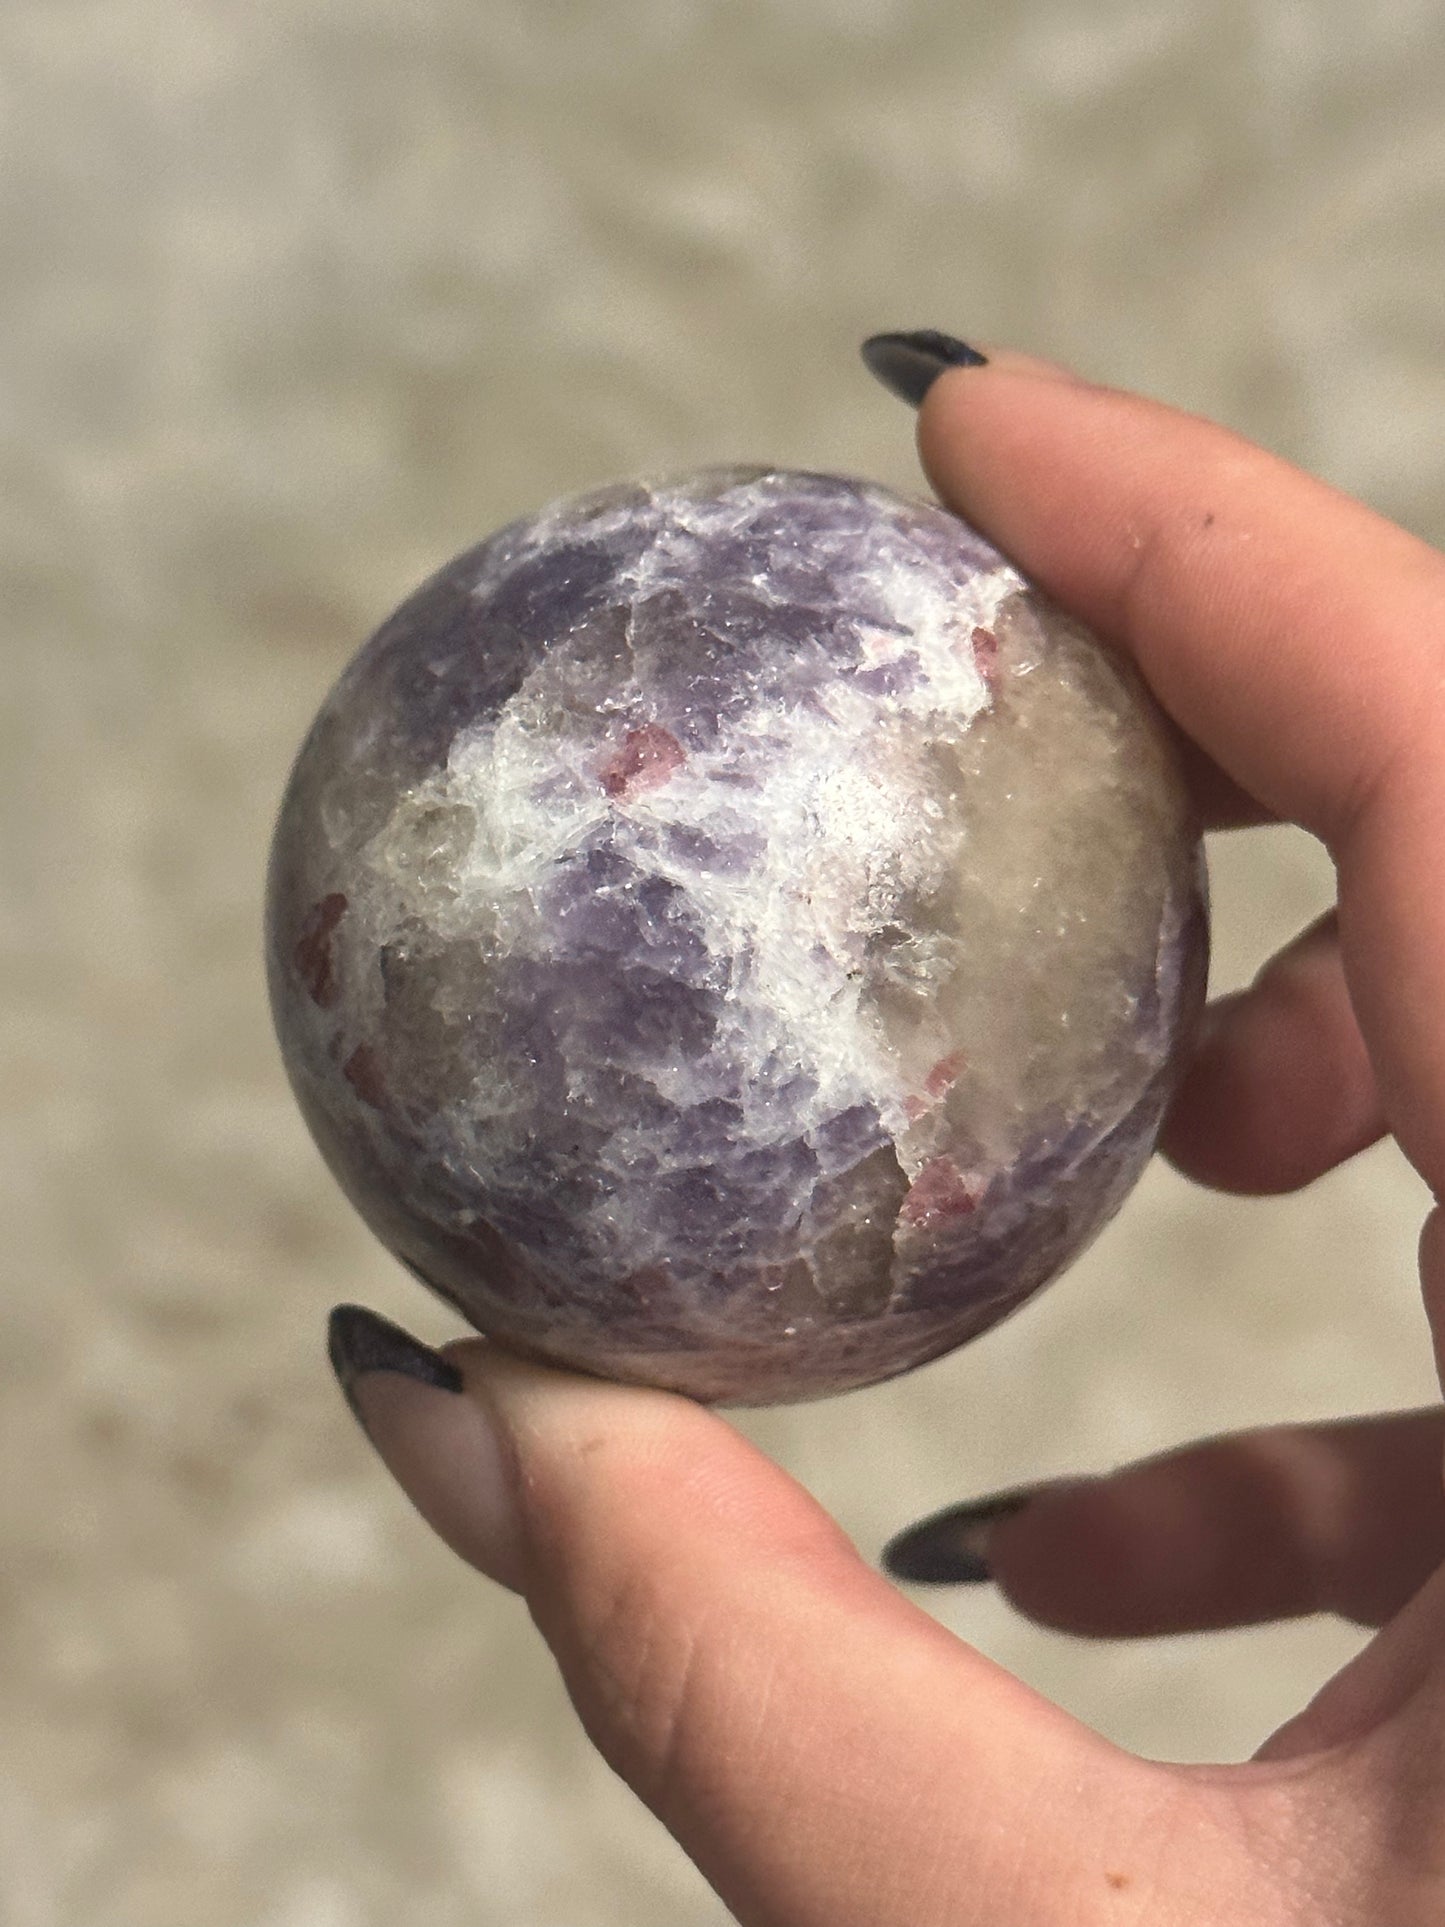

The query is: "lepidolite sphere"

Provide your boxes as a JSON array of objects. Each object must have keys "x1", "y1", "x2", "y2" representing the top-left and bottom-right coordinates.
[{"x1": 268, "y1": 469, "x2": 1206, "y2": 1404}]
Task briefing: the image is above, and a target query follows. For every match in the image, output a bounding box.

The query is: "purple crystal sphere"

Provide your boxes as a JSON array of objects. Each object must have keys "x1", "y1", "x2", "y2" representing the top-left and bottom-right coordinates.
[{"x1": 267, "y1": 469, "x2": 1207, "y2": 1404}]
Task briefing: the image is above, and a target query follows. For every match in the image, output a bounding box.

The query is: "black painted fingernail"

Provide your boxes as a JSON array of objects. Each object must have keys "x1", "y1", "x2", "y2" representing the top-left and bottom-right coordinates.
[
  {"x1": 328, "y1": 1303, "x2": 463, "y2": 1428},
  {"x1": 860, "y1": 330, "x2": 989, "y2": 407},
  {"x1": 883, "y1": 1490, "x2": 1031, "y2": 1585}
]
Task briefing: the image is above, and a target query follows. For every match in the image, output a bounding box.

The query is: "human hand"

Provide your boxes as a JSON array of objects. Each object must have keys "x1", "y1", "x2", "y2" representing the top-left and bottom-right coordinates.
[{"x1": 326, "y1": 337, "x2": 1445, "y2": 1924}]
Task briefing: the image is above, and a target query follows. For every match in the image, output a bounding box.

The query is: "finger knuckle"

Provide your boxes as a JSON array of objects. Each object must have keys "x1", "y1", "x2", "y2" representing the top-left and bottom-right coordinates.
[{"x1": 570, "y1": 1558, "x2": 719, "y2": 1805}]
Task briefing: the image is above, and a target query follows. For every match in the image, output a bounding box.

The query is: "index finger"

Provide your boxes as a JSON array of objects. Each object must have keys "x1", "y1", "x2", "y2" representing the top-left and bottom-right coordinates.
[{"x1": 917, "y1": 366, "x2": 1445, "y2": 1194}]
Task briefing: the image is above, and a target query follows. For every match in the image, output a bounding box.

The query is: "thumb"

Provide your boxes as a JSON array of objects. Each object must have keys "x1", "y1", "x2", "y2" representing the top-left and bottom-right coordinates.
[{"x1": 328, "y1": 1307, "x2": 1277, "y2": 1927}]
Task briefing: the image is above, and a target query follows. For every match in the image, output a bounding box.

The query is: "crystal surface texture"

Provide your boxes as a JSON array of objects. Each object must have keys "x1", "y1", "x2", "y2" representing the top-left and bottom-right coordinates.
[{"x1": 267, "y1": 469, "x2": 1207, "y2": 1405}]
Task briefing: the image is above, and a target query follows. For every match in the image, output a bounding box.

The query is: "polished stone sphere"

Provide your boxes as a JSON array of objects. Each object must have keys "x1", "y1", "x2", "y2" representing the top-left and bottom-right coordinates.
[{"x1": 267, "y1": 469, "x2": 1207, "y2": 1404}]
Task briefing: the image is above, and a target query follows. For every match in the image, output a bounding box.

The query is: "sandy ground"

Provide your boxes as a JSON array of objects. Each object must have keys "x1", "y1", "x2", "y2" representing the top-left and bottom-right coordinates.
[{"x1": 4, "y1": 2, "x2": 1445, "y2": 1922}]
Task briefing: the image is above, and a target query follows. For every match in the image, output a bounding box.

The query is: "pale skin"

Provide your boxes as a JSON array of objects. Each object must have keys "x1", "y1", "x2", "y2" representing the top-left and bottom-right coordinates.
[{"x1": 342, "y1": 359, "x2": 1445, "y2": 1924}]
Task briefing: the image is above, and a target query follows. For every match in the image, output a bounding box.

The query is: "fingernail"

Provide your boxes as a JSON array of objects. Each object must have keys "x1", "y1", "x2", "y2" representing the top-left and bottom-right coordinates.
[
  {"x1": 882, "y1": 1489, "x2": 1032, "y2": 1585},
  {"x1": 329, "y1": 1302, "x2": 464, "y2": 1413},
  {"x1": 860, "y1": 330, "x2": 989, "y2": 407},
  {"x1": 327, "y1": 1305, "x2": 524, "y2": 1591}
]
